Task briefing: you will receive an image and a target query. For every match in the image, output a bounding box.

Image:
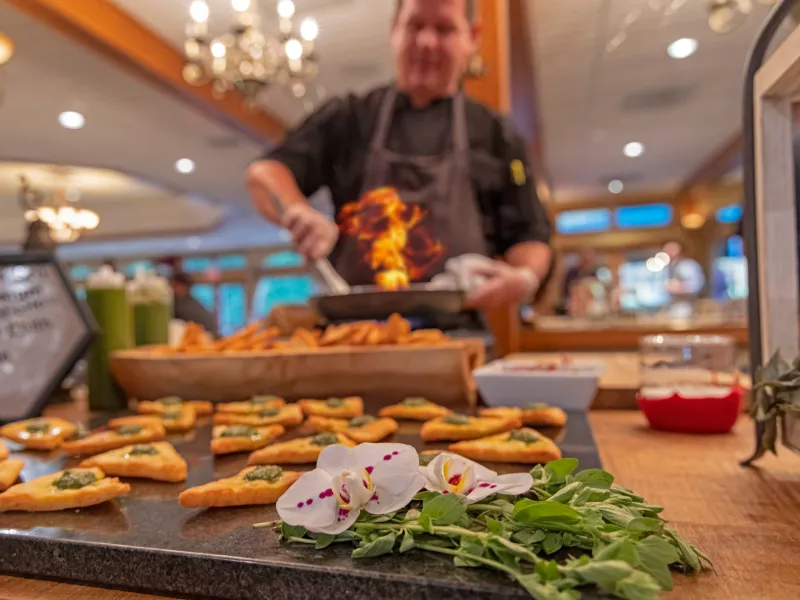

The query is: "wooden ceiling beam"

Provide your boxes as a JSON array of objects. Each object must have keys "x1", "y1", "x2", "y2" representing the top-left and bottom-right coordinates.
[{"x1": 6, "y1": 0, "x2": 285, "y2": 144}]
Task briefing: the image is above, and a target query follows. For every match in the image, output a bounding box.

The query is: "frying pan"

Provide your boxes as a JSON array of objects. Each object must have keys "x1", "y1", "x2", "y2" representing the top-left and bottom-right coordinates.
[{"x1": 264, "y1": 190, "x2": 466, "y2": 323}]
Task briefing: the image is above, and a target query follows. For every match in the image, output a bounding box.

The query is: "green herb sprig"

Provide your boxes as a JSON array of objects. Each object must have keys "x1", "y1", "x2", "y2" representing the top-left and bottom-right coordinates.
[{"x1": 265, "y1": 459, "x2": 710, "y2": 599}]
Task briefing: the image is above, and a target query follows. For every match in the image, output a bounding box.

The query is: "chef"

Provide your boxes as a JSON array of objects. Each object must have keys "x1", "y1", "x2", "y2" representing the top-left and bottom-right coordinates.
[{"x1": 247, "y1": 0, "x2": 552, "y2": 309}]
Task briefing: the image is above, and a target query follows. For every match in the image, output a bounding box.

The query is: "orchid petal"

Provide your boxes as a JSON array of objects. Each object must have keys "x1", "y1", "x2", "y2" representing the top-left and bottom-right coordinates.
[
  {"x1": 351, "y1": 443, "x2": 420, "y2": 497},
  {"x1": 317, "y1": 444, "x2": 353, "y2": 477},
  {"x1": 311, "y1": 506, "x2": 360, "y2": 535},
  {"x1": 495, "y1": 472, "x2": 534, "y2": 495},
  {"x1": 343, "y1": 471, "x2": 374, "y2": 508},
  {"x1": 367, "y1": 474, "x2": 426, "y2": 514},
  {"x1": 465, "y1": 483, "x2": 502, "y2": 503},
  {"x1": 276, "y1": 469, "x2": 337, "y2": 529}
]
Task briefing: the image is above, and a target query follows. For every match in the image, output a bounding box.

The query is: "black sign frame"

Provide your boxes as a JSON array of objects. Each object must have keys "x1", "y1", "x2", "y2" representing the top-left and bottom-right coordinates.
[{"x1": 0, "y1": 251, "x2": 96, "y2": 423}]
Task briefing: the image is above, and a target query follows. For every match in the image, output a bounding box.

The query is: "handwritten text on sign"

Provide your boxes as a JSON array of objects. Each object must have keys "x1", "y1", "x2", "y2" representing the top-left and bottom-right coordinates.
[{"x1": 0, "y1": 264, "x2": 86, "y2": 420}]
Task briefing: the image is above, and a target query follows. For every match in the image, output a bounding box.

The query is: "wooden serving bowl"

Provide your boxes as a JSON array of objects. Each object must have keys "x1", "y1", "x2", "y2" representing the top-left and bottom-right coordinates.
[{"x1": 109, "y1": 341, "x2": 485, "y2": 407}]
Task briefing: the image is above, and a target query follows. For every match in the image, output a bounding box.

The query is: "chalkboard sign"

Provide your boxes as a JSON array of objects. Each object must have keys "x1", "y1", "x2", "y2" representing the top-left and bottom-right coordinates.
[{"x1": 0, "y1": 253, "x2": 94, "y2": 423}]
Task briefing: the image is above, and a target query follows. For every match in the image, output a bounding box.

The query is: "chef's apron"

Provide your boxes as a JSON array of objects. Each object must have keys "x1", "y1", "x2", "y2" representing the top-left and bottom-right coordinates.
[{"x1": 331, "y1": 87, "x2": 489, "y2": 287}]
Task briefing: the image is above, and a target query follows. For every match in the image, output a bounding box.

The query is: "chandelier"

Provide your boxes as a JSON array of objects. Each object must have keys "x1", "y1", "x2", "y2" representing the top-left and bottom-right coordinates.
[
  {"x1": 183, "y1": 0, "x2": 319, "y2": 104},
  {"x1": 18, "y1": 176, "x2": 100, "y2": 244}
]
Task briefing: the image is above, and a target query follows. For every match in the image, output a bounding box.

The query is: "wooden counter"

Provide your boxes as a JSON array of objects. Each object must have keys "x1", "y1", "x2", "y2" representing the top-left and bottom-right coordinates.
[{"x1": 3, "y1": 411, "x2": 799, "y2": 599}]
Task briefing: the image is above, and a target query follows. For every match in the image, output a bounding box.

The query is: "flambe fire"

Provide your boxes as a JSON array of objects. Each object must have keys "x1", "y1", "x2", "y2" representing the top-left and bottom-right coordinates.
[{"x1": 338, "y1": 187, "x2": 445, "y2": 290}]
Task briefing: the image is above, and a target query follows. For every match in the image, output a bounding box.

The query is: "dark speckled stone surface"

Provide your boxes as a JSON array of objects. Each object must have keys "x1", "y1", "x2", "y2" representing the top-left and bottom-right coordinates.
[{"x1": 0, "y1": 409, "x2": 602, "y2": 599}]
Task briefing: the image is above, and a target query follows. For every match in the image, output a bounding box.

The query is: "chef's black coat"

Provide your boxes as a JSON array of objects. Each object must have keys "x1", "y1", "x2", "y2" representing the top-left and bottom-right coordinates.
[{"x1": 264, "y1": 85, "x2": 551, "y2": 258}]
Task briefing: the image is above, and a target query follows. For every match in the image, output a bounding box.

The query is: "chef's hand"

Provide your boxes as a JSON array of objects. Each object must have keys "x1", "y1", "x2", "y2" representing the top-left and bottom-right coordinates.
[
  {"x1": 464, "y1": 261, "x2": 540, "y2": 310},
  {"x1": 282, "y1": 203, "x2": 339, "y2": 260}
]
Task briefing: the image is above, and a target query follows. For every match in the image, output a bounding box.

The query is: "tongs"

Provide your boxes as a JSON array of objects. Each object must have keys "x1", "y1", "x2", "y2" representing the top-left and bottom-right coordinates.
[{"x1": 266, "y1": 191, "x2": 351, "y2": 295}]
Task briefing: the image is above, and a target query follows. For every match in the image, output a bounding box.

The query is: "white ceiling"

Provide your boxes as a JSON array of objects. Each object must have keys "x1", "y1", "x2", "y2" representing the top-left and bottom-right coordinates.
[
  {"x1": 111, "y1": 0, "x2": 397, "y2": 126},
  {"x1": 531, "y1": 0, "x2": 781, "y2": 201}
]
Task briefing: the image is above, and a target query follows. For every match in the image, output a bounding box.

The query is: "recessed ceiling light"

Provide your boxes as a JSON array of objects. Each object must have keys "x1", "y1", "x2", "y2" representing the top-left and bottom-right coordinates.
[
  {"x1": 608, "y1": 180, "x2": 624, "y2": 194},
  {"x1": 175, "y1": 158, "x2": 195, "y2": 174},
  {"x1": 58, "y1": 111, "x2": 85, "y2": 130},
  {"x1": 667, "y1": 38, "x2": 698, "y2": 59},
  {"x1": 623, "y1": 142, "x2": 644, "y2": 158}
]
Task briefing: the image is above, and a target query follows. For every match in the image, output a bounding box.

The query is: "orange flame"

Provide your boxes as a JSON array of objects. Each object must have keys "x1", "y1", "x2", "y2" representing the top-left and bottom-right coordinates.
[{"x1": 338, "y1": 187, "x2": 446, "y2": 290}]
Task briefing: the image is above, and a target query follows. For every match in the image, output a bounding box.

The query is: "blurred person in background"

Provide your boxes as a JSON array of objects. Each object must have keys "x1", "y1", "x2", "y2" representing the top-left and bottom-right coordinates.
[
  {"x1": 663, "y1": 241, "x2": 705, "y2": 301},
  {"x1": 170, "y1": 272, "x2": 217, "y2": 337},
  {"x1": 562, "y1": 248, "x2": 598, "y2": 306}
]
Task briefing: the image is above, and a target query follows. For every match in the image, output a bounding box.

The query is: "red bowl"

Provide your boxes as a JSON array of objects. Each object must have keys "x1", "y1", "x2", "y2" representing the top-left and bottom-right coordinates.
[{"x1": 637, "y1": 387, "x2": 742, "y2": 434}]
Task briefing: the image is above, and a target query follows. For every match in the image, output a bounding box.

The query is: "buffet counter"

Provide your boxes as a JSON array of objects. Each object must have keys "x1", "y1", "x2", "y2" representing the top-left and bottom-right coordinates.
[
  {"x1": 520, "y1": 316, "x2": 749, "y2": 353},
  {"x1": 2, "y1": 409, "x2": 798, "y2": 600}
]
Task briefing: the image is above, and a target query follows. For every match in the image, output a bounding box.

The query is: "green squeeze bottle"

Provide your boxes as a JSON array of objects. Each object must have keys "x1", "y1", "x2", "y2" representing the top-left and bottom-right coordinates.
[
  {"x1": 85, "y1": 265, "x2": 131, "y2": 411},
  {"x1": 128, "y1": 268, "x2": 172, "y2": 347}
]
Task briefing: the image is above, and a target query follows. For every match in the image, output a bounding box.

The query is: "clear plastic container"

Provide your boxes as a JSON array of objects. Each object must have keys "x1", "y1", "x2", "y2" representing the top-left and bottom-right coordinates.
[{"x1": 127, "y1": 268, "x2": 172, "y2": 347}]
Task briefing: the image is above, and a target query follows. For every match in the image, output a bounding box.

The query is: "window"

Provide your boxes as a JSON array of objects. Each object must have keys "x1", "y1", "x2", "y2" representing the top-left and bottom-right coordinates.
[
  {"x1": 253, "y1": 275, "x2": 318, "y2": 318},
  {"x1": 217, "y1": 254, "x2": 248, "y2": 270},
  {"x1": 125, "y1": 260, "x2": 153, "y2": 277},
  {"x1": 70, "y1": 265, "x2": 92, "y2": 281},
  {"x1": 555, "y1": 209, "x2": 611, "y2": 235},
  {"x1": 727, "y1": 234, "x2": 744, "y2": 258},
  {"x1": 218, "y1": 284, "x2": 246, "y2": 336},
  {"x1": 190, "y1": 284, "x2": 215, "y2": 311},
  {"x1": 183, "y1": 257, "x2": 213, "y2": 273},
  {"x1": 264, "y1": 251, "x2": 305, "y2": 268},
  {"x1": 618, "y1": 262, "x2": 669, "y2": 310},
  {"x1": 716, "y1": 205, "x2": 743, "y2": 224},
  {"x1": 614, "y1": 204, "x2": 673, "y2": 229}
]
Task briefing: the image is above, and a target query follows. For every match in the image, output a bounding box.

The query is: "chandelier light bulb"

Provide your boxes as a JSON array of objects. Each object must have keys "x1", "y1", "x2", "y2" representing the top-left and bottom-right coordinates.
[
  {"x1": 277, "y1": 0, "x2": 296, "y2": 19},
  {"x1": 285, "y1": 38, "x2": 303, "y2": 60},
  {"x1": 0, "y1": 33, "x2": 14, "y2": 66},
  {"x1": 231, "y1": 0, "x2": 251, "y2": 11},
  {"x1": 175, "y1": 158, "x2": 196, "y2": 174},
  {"x1": 58, "y1": 111, "x2": 86, "y2": 130},
  {"x1": 190, "y1": 1, "x2": 210, "y2": 23},
  {"x1": 211, "y1": 41, "x2": 227, "y2": 58},
  {"x1": 300, "y1": 18, "x2": 319, "y2": 41}
]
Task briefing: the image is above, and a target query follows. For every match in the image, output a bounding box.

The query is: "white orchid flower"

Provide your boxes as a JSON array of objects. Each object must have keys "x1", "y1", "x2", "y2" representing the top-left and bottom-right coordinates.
[
  {"x1": 277, "y1": 443, "x2": 425, "y2": 535},
  {"x1": 421, "y1": 452, "x2": 532, "y2": 503}
]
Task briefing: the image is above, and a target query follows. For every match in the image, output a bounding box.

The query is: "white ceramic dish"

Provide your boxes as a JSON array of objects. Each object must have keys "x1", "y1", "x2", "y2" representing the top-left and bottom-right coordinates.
[{"x1": 473, "y1": 359, "x2": 602, "y2": 412}]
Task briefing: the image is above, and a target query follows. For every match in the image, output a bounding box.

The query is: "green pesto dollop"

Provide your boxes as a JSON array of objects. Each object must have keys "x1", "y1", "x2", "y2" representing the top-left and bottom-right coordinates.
[
  {"x1": 509, "y1": 429, "x2": 540, "y2": 444},
  {"x1": 349, "y1": 415, "x2": 375, "y2": 428},
  {"x1": 158, "y1": 396, "x2": 183, "y2": 406},
  {"x1": 129, "y1": 444, "x2": 159, "y2": 456},
  {"x1": 442, "y1": 414, "x2": 471, "y2": 426},
  {"x1": 311, "y1": 432, "x2": 338, "y2": 447},
  {"x1": 53, "y1": 470, "x2": 98, "y2": 490},
  {"x1": 402, "y1": 397, "x2": 429, "y2": 407},
  {"x1": 161, "y1": 411, "x2": 181, "y2": 421},
  {"x1": 325, "y1": 398, "x2": 344, "y2": 408},
  {"x1": 220, "y1": 425, "x2": 258, "y2": 438},
  {"x1": 116, "y1": 425, "x2": 144, "y2": 436},
  {"x1": 244, "y1": 465, "x2": 283, "y2": 483},
  {"x1": 525, "y1": 402, "x2": 551, "y2": 410},
  {"x1": 25, "y1": 420, "x2": 51, "y2": 434},
  {"x1": 259, "y1": 408, "x2": 280, "y2": 418}
]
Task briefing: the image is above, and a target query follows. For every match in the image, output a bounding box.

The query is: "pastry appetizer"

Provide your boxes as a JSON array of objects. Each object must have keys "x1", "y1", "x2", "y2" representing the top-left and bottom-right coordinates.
[
  {"x1": 137, "y1": 396, "x2": 213, "y2": 416},
  {"x1": 0, "y1": 458, "x2": 24, "y2": 492},
  {"x1": 248, "y1": 432, "x2": 356, "y2": 465},
  {"x1": 378, "y1": 397, "x2": 452, "y2": 421},
  {"x1": 343, "y1": 416, "x2": 399, "y2": 443},
  {"x1": 62, "y1": 423, "x2": 166, "y2": 455},
  {"x1": 110, "y1": 405, "x2": 197, "y2": 433},
  {"x1": 521, "y1": 403, "x2": 568, "y2": 428},
  {"x1": 0, "y1": 468, "x2": 130, "y2": 512},
  {"x1": 479, "y1": 407, "x2": 523, "y2": 420},
  {"x1": 178, "y1": 465, "x2": 301, "y2": 508},
  {"x1": 420, "y1": 413, "x2": 521, "y2": 442},
  {"x1": 213, "y1": 404, "x2": 303, "y2": 428},
  {"x1": 210, "y1": 425, "x2": 285, "y2": 455},
  {"x1": 304, "y1": 415, "x2": 350, "y2": 434},
  {"x1": 449, "y1": 428, "x2": 562, "y2": 464},
  {"x1": 0, "y1": 417, "x2": 77, "y2": 451},
  {"x1": 298, "y1": 397, "x2": 363, "y2": 419},
  {"x1": 215, "y1": 396, "x2": 286, "y2": 414},
  {"x1": 0, "y1": 440, "x2": 8, "y2": 461},
  {"x1": 80, "y1": 442, "x2": 187, "y2": 482}
]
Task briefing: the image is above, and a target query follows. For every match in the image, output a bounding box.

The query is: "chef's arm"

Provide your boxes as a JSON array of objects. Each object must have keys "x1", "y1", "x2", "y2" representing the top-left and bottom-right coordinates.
[
  {"x1": 247, "y1": 160, "x2": 309, "y2": 224},
  {"x1": 505, "y1": 241, "x2": 553, "y2": 284}
]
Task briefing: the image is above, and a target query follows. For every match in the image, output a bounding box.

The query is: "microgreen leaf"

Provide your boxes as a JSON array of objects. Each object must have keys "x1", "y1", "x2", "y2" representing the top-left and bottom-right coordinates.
[
  {"x1": 548, "y1": 482, "x2": 584, "y2": 504},
  {"x1": 513, "y1": 499, "x2": 582, "y2": 525},
  {"x1": 314, "y1": 534, "x2": 336, "y2": 550},
  {"x1": 399, "y1": 530, "x2": 415, "y2": 553},
  {"x1": 541, "y1": 532, "x2": 564, "y2": 555},
  {"x1": 280, "y1": 523, "x2": 307, "y2": 540},
  {"x1": 574, "y1": 469, "x2": 614, "y2": 489},
  {"x1": 351, "y1": 531, "x2": 396, "y2": 559},
  {"x1": 544, "y1": 458, "x2": 579, "y2": 483},
  {"x1": 627, "y1": 518, "x2": 664, "y2": 534},
  {"x1": 486, "y1": 518, "x2": 506, "y2": 536},
  {"x1": 421, "y1": 493, "x2": 468, "y2": 526}
]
